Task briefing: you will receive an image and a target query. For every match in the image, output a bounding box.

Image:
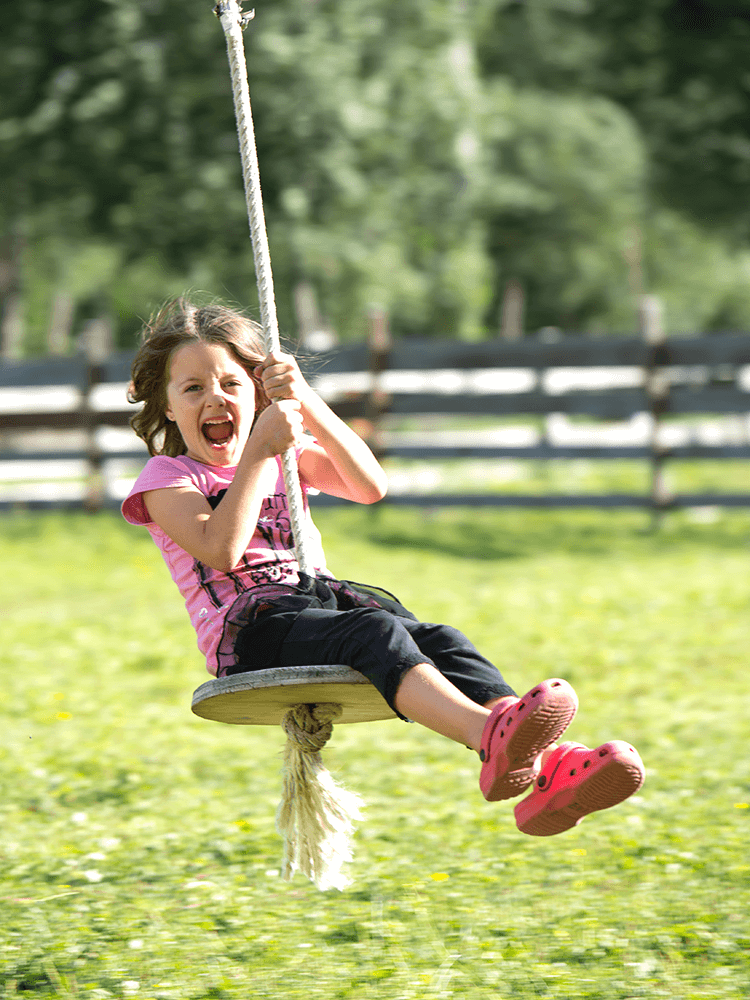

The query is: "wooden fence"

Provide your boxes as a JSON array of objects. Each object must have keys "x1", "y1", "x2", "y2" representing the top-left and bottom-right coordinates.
[{"x1": 1, "y1": 330, "x2": 750, "y2": 512}]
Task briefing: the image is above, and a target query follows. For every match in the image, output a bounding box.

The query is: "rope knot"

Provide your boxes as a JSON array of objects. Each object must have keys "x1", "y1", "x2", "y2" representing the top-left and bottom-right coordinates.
[{"x1": 281, "y1": 703, "x2": 341, "y2": 754}]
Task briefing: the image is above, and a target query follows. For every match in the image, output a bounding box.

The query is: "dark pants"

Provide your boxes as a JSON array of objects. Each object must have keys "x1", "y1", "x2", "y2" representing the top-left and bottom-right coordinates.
[{"x1": 277, "y1": 606, "x2": 515, "y2": 720}]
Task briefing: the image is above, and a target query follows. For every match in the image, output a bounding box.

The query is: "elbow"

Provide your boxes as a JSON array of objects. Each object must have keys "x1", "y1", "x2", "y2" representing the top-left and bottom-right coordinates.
[
  {"x1": 197, "y1": 524, "x2": 250, "y2": 574},
  {"x1": 209, "y1": 557, "x2": 238, "y2": 574},
  {"x1": 213, "y1": 558, "x2": 239, "y2": 574},
  {"x1": 359, "y1": 477, "x2": 388, "y2": 505},
  {"x1": 207, "y1": 544, "x2": 246, "y2": 574}
]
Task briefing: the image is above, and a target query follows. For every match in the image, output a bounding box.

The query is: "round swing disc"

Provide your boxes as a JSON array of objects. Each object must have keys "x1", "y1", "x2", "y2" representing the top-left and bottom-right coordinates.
[{"x1": 191, "y1": 664, "x2": 397, "y2": 726}]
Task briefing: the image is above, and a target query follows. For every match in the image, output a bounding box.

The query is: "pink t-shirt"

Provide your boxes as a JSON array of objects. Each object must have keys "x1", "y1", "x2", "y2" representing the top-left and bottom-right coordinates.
[{"x1": 121, "y1": 451, "x2": 328, "y2": 675}]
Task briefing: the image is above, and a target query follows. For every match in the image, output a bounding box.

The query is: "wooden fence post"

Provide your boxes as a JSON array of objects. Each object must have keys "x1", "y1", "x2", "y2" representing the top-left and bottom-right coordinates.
[
  {"x1": 0, "y1": 223, "x2": 25, "y2": 360},
  {"x1": 47, "y1": 290, "x2": 75, "y2": 356},
  {"x1": 499, "y1": 279, "x2": 525, "y2": 341},
  {"x1": 294, "y1": 281, "x2": 335, "y2": 352},
  {"x1": 364, "y1": 305, "x2": 391, "y2": 462},
  {"x1": 641, "y1": 295, "x2": 672, "y2": 526},
  {"x1": 79, "y1": 318, "x2": 113, "y2": 512}
]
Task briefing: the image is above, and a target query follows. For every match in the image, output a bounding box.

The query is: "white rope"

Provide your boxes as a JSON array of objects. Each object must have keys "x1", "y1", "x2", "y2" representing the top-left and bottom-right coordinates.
[
  {"x1": 214, "y1": 0, "x2": 313, "y2": 579},
  {"x1": 213, "y1": 1, "x2": 363, "y2": 890}
]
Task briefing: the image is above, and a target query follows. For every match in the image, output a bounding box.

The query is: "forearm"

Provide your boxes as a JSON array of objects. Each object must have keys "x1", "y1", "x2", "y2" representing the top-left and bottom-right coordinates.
[
  {"x1": 142, "y1": 445, "x2": 277, "y2": 574},
  {"x1": 258, "y1": 351, "x2": 387, "y2": 504},
  {"x1": 300, "y1": 390, "x2": 388, "y2": 504},
  {"x1": 199, "y1": 399, "x2": 306, "y2": 569},
  {"x1": 199, "y1": 444, "x2": 278, "y2": 571}
]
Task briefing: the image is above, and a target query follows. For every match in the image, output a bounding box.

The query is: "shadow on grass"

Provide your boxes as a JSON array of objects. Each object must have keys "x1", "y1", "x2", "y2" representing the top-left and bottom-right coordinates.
[{"x1": 318, "y1": 505, "x2": 750, "y2": 562}]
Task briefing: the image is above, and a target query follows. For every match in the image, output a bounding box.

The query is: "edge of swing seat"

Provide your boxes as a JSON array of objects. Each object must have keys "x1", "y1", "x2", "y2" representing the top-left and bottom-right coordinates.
[{"x1": 191, "y1": 665, "x2": 397, "y2": 726}]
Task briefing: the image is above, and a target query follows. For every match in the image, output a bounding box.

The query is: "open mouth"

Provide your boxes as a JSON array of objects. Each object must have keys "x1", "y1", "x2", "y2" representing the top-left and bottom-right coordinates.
[{"x1": 201, "y1": 419, "x2": 234, "y2": 446}]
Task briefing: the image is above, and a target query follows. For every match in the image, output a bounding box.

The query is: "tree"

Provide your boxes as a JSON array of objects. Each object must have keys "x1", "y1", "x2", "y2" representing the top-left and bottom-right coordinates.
[
  {"x1": 0, "y1": 0, "x2": 498, "y2": 345},
  {"x1": 475, "y1": 0, "x2": 750, "y2": 332},
  {"x1": 580, "y1": 0, "x2": 750, "y2": 240},
  {"x1": 3, "y1": 0, "x2": 750, "y2": 351}
]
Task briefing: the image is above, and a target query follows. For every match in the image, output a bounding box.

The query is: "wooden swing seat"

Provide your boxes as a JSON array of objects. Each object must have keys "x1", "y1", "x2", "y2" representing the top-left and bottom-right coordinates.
[{"x1": 191, "y1": 665, "x2": 397, "y2": 726}]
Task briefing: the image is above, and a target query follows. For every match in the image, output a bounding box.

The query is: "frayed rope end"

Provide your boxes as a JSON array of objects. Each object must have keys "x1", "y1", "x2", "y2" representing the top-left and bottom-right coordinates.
[{"x1": 276, "y1": 703, "x2": 365, "y2": 892}]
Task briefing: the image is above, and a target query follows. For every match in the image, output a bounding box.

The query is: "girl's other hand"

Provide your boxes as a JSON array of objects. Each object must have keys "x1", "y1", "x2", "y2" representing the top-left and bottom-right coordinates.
[
  {"x1": 250, "y1": 398, "x2": 303, "y2": 457},
  {"x1": 256, "y1": 352, "x2": 310, "y2": 404}
]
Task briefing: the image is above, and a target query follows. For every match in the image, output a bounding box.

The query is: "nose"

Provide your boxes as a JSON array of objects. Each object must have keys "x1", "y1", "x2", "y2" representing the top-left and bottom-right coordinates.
[{"x1": 207, "y1": 382, "x2": 229, "y2": 408}]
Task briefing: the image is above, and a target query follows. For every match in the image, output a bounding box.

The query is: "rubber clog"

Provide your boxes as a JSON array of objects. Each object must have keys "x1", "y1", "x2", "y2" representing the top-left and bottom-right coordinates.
[
  {"x1": 479, "y1": 678, "x2": 578, "y2": 801},
  {"x1": 514, "y1": 740, "x2": 645, "y2": 836}
]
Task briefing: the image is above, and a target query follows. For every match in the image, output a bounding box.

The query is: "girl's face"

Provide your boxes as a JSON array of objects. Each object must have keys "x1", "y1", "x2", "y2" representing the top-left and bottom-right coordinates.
[{"x1": 165, "y1": 341, "x2": 258, "y2": 466}]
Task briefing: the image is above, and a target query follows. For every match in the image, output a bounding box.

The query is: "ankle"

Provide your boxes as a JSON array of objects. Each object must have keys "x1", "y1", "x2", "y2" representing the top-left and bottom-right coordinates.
[{"x1": 484, "y1": 695, "x2": 517, "y2": 715}]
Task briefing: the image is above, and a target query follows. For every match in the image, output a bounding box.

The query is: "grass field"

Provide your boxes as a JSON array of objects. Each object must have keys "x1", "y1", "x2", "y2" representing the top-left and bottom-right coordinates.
[{"x1": 1, "y1": 506, "x2": 749, "y2": 999}]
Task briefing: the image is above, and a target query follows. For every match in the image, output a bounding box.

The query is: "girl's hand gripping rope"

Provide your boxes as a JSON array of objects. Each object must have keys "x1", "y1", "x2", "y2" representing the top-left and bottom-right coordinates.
[
  {"x1": 256, "y1": 352, "x2": 311, "y2": 406},
  {"x1": 251, "y1": 398, "x2": 303, "y2": 459}
]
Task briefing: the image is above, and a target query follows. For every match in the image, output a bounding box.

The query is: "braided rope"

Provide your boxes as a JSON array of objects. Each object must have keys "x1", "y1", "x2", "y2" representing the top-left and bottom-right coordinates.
[{"x1": 214, "y1": 0, "x2": 313, "y2": 579}]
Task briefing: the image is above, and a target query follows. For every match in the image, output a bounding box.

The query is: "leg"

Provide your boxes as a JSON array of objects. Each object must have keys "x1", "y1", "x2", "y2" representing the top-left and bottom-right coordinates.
[
  {"x1": 276, "y1": 606, "x2": 643, "y2": 828},
  {"x1": 392, "y1": 661, "x2": 493, "y2": 750},
  {"x1": 278, "y1": 607, "x2": 509, "y2": 746},
  {"x1": 279, "y1": 609, "x2": 577, "y2": 791},
  {"x1": 394, "y1": 621, "x2": 579, "y2": 798},
  {"x1": 396, "y1": 620, "x2": 516, "y2": 709}
]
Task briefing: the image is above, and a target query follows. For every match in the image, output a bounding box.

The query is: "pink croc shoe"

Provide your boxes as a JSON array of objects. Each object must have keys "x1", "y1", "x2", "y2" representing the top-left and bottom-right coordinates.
[
  {"x1": 514, "y1": 740, "x2": 645, "y2": 836},
  {"x1": 479, "y1": 678, "x2": 578, "y2": 801}
]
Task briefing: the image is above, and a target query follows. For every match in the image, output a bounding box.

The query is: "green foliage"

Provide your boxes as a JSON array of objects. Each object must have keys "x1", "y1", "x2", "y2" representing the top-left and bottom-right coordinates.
[
  {"x1": 483, "y1": 85, "x2": 648, "y2": 332},
  {"x1": 578, "y1": 0, "x2": 750, "y2": 239},
  {"x1": 2, "y1": 0, "x2": 750, "y2": 349},
  {"x1": 248, "y1": 0, "x2": 498, "y2": 339},
  {"x1": 1, "y1": 508, "x2": 750, "y2": 997}
]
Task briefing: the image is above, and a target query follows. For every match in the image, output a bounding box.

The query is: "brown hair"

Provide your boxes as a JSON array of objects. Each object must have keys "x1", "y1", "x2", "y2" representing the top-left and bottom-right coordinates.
[{"x1": 128, "y1": 298, "x2": 271, "y2": 457}]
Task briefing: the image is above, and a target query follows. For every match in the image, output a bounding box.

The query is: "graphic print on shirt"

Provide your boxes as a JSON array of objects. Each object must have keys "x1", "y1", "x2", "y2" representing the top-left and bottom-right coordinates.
[
  {"x1": 256, "y1": 493, "x2": 296, "y2": 552},
  {"x1": 196, "y1": 488, "x2": 249, "y2": 602},
  {"x1": 248, "y1": 492, "x2": 297, "y2": 586},
  {"x1": 206, "y1": 489, "x2": 295, "y2": 553},
  {"x1": 202, "y1": 487, "x2": 298, "y2": 589},
  {"x1": 193, "y1": 557, "x2": 225, "y2": 610}
]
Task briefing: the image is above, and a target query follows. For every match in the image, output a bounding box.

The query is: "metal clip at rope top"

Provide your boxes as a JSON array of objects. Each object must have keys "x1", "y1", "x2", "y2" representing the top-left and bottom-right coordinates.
[{"x1": 213, "y1": 1, "x2": 255, "y2": 28}]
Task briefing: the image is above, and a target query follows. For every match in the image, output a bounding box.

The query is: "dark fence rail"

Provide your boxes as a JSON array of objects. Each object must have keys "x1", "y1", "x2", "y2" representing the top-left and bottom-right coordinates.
[{"x1": 1, "y1": 334, "x2": 750, "y2": 511}]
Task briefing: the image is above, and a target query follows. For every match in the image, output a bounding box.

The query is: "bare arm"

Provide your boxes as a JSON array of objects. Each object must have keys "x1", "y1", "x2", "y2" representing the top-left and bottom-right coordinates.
[
  {"x1": 258, "y1": 353, "x2": 388, "y2": 504},
  {"x1": 143, "y1": 400, "x2": 303, "y2": 572}
]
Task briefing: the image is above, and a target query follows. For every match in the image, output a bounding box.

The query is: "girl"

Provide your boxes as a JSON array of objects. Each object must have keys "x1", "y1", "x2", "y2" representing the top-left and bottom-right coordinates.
[{"x1": 123, "y1": 298, "x2": 644, "y2": 837}]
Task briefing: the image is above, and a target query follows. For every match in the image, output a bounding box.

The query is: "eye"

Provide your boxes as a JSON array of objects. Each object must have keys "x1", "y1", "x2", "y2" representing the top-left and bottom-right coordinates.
[{"x1": 184, "y1": 383, "x2": 201, "y2": 393}]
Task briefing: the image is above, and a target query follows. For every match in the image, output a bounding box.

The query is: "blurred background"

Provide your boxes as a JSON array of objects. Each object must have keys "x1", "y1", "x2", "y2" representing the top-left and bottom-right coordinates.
[
  {"x1": 2, "y1": 0, "x2": 750, "y2": 511},
  {"x1": 2, "y1": 0, "x2": 750, "y2": 355}
]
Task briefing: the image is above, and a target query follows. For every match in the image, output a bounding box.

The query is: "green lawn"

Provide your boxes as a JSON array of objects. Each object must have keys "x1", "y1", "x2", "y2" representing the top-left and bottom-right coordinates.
[{"x1": 1, "y1": 507, "x2": 749, "y2": 999}]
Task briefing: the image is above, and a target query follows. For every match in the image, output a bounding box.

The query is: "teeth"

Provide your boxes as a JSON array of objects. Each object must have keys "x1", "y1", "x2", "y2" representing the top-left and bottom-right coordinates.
[{"x1": 202, "y1": 418, "x2": 234, "y2": 444}]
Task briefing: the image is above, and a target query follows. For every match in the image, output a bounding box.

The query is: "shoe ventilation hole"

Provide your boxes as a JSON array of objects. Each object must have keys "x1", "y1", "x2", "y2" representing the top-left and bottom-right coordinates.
[
  {"x1": 570, "y1": 769, "x2": 577, "y2": 776},
  {"x1": 599, "y1": 749, "x2": 609, "y2": 758},
  {"x1": 518, "y1": 702, "x2": 525, "y2": 711},
  {"x1": 500, "y1": 730, "x2": 505, "y2": 738},
  {"x1": 583, "y1": 760, "x2": 591, "y2": 768}
]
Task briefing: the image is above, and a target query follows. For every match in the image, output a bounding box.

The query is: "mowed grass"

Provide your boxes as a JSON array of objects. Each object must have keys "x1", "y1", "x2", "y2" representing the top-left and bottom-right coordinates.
[{"x1": 1, "y1": 506, "x2": 749, "y2": 1000}]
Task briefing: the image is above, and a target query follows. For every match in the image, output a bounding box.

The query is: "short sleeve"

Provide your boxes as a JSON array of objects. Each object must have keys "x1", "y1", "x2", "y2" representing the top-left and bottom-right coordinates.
[{"x1": 121, "y1": 456, "x2": 197, "y2": 525}]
